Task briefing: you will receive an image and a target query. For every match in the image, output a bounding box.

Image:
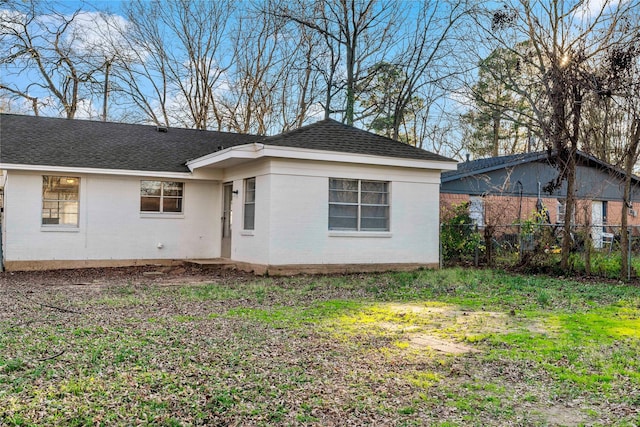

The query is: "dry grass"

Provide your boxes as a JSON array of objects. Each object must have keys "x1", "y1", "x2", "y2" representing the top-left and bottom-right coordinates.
[{"x1": 1, "y1": 267, "x2": 639, "y2": 426}]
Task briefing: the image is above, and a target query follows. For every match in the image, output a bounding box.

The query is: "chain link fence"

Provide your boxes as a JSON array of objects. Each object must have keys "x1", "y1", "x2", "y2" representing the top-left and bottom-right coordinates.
[{"x1": 440, "y1": 222, "x2": 640, "y2": 280}]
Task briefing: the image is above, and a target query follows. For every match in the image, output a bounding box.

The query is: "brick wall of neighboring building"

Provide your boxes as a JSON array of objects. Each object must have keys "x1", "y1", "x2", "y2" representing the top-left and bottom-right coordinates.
[
  {"x1": 440, "y1": 193, "x2": 640, "y2": 228},
  {"x1": 440, "y1": 193, "x2": 469, "y2": 217},
  {"x1": 603, "y1": 201, "x2": 640, "y2": 229}
]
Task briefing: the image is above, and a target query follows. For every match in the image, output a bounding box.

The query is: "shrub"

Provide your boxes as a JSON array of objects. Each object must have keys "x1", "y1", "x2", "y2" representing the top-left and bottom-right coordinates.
[{"x1": 441, "y1": 202, "x2": 483, "y2": 264}]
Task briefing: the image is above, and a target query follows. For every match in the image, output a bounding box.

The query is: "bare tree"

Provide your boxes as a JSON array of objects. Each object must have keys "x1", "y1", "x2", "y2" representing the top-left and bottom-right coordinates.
[
  {"x1": 117, "y1": 0, "x2": 234, "y2": 129},
  {"x1": 360, "y1": 0, "x2": 470, "y2": 141},
  {"x1": 474, "y1": 0, "x2": 640, "y2": 269},
  {"x1": 0, "y1": 1, "x2": 108, "y2": 118},
  {"x1": 278, "y1": 23, "x2": 324, "y2": 131},
  {"x1": 221, "y1": 6, "x2": 290, "y2": 134},
  {"x1": 607, "y1": 42, "x2": 640, "y2": 278},
  {"x1": 272, "y1": 0, "x2": 399, "y2": 125},
  {"x1": 621, "y1": 116, "x2": 640, "y2": 278},
  {"x1": 312, "y1": 6, "x2": 342, "y2": 121},
  {"x1": 0, "y1": 85, "x2": 39, "y2": 115}
]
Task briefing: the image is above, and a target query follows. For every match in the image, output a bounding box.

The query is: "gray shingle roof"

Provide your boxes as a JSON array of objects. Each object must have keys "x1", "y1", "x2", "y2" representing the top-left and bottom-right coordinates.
[
  {"x1": 264, "y1": 119, "x2": 454, "y2": 162},
  {"x1": 442, "y1": 150, "x2": 640, "y2": 185},
  {"x1": 0, "y1": 114, "x2": 454, "y2": 173},
  {"x1": 442, "y1": 152, "x2": 546, "y2": 182},
  {"x1": 0, "y1": 114, "x2": 261, "y2": 173}
]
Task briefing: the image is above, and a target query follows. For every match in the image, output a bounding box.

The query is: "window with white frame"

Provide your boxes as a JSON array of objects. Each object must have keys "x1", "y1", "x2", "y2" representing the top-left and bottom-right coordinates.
[
  {"x1": 244, "y1": 177, "x2": 255, "y2": 230},
  {"x1": 469, "y1": 196, "x2": 485, "y2": 227},
  {"x1": 329, "y1": 178, "x2": 389, "y2": 231},
  {"x1": 556, "y1": 198, "x2": 577, "y2": 224},
  {"x1": 557, "y1": 199, "x2": 565, "y2": 223},
  {"x1": 42, "y1": 176, "x2": 80, "y2": 226},
  {"x1": 140, "y1": 181, "x2": 184, "y2": 213}
]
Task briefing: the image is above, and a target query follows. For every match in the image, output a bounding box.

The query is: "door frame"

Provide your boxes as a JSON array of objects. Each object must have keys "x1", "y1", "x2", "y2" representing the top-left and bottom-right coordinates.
[
  {"x1": 591, "y1": 200, "x2": 604, "y2": 249},
  {"x1": 221, "y1": 182, "x2": 233, "y2": 258}
]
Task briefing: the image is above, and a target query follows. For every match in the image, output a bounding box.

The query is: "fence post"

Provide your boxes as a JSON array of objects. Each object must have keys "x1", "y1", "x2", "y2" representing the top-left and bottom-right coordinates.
[
  {"x1": 518, "y1": 221, "x2": 523, "y2": 263},
  {"x1": 439, "y1": 223, "x2": 443, "y2": 269},
  {"x1": 628, "y1": 226, "x2": 632, "y2": 281},
  {"x1": 474, "y1": 224, "x2": 479, "y2": 267}
]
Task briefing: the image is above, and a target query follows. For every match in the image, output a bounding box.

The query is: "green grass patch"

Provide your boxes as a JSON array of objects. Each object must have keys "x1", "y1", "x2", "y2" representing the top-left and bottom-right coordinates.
[{"x1": 2, "y1": 268, "x2": 640, "y2": 425}]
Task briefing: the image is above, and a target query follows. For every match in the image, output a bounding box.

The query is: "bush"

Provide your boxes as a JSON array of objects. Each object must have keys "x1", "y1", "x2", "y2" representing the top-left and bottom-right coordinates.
[
  {"x1": 569, "y1": 252, "x2": 621, "y2": 278},
  {"x1": 441, "y1": 202, "x2": 483, "y2": 264}
]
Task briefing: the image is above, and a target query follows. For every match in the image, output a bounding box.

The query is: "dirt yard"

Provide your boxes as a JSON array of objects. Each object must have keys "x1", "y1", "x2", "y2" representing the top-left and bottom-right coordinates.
[{"x1": 1, "y1": 267, "x2": 638, "y2": 426}]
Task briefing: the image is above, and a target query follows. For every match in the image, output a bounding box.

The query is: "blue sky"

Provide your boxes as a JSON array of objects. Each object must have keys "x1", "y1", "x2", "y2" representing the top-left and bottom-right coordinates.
[{"x1": 1, "y1": 0, "x2": 491, "y2": 157}]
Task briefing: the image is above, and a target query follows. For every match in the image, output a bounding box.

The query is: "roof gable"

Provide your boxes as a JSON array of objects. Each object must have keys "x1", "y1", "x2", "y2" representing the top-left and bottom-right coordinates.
[{"x1": 264, "y1": 119, "x2": 454, "y2": 162}]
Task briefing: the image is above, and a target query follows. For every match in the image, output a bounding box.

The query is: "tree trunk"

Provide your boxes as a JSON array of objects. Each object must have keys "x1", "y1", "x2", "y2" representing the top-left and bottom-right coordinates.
[
  {"x1": 621, "y1": 180, "x2": 630, "y2": 279},
  {"x1": 560, "y1": 146, "x2": 577, "y2": 270},
  {"x1": 560, "y1": 82, "x2": 583, "y2": 270},
  {"x1": 621, "y1": 118, "x2": 640, "y2": 280},
  {"x1": 584, "y1": 227, "x2": 591, "y2": 275},
  {"x1": 345, "y1": 40, "x2": 355, "y2": 126},
  {"x1": 492, "y1": 110, "x2": 500, "y2": 157},
  {"x1": 102, "y1": 61, "x2": 111, "y2": 122}
]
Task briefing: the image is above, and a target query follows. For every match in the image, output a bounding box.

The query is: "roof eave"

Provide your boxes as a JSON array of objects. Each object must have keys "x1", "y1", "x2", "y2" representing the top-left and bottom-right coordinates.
[
  {"x1": 0, "y1": 163, "x2": 196, "y2": 179},
  {"x1": 442, "y1": 152, "x2": 550, "y2": 183},
  {"x1": 187, "y1": 143, "x2": 458, "y2": 171},
  {"x1": 186, "y1": 143, "x2": 264, "y2": 170}
]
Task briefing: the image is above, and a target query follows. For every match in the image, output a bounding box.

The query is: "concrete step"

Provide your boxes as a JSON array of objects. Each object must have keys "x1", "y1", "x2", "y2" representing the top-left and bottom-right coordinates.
[{"x1": 184, "y1": 258, "x2": 237, "y2": 270}]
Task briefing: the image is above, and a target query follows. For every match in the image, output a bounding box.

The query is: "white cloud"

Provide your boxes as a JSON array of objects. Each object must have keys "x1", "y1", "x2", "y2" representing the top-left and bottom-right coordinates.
[
  {"x1": 446, "y1": 89, "x2": 474, "y2": 113},
  {"x1": 574, "y1": 0, "x2": 620, "y2": 21},
  {"x1": 65, "y1": 11, "x2": 136, "y2": 61},
  {"x1": 70, "y1": 98, "x2": 102, "y2": 120},
  {"x1": 306, "y1": 102, "x2": 325, "y2": 121},
  {"x1": 0, "y1": 9, "x2": 27, "y2": 33}
]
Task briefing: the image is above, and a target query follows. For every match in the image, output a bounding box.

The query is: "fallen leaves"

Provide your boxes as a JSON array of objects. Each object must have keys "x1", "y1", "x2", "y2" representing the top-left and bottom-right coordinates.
[{"x1": 0, "y1": 267, "x2": 638, "y2": 425}]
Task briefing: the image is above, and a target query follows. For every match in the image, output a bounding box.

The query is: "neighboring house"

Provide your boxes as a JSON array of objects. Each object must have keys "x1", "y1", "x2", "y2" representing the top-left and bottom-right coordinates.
[
  {"x1": 0, "y1": 114, "x2": 456, "y2": 273},
  {"x1": 440, "y1": 151, "x2": 640, "y2": 247}
]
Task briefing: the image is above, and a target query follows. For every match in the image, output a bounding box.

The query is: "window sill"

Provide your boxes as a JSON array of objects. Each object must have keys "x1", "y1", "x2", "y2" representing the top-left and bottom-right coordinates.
[
  {"x1": 328, "y1": 231, "x2": 392, "y2": 238},
  {"x1": 41, "y1": 226, "x2": 80, "y2": 233},
  {"x1": 140, "y1": 213, "x2": 185, "y2": 219},
  {"x1": 240, "y1": 230, "x2": 255, "y2": 236}
]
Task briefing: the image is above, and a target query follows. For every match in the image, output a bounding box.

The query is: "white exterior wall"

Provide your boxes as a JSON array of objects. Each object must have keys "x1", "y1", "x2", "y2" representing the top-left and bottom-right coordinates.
[
  {"x1": 224, "y1": 159, "x2": 442, "y2": 266},
  {"x1": 223, "y1": 160, "x2": 271, "y2": 265},
  {"x1": 3, "y1": 157, "x2": 445, "y2": 269},
  {"x1": 3, "y1": 170, "x2": 220, "y2": 262}
]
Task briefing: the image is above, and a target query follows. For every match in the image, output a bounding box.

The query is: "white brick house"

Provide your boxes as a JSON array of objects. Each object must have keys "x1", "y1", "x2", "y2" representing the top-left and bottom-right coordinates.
[{"x1": 0, "y1": 114, "x2": 456, "y2": 274}]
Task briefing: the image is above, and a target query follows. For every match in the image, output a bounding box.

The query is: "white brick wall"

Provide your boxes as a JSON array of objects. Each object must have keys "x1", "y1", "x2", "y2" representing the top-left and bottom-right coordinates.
[
  {"x1": 3, "y1": 157, "x2": 443, "y2": 267},
  {"x1": 260, "y1": 159, "x2": 441, "y2": 265},
  {"x1": 3, "y1": 171, "x2": 220, "y2": 262}
]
